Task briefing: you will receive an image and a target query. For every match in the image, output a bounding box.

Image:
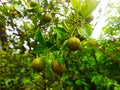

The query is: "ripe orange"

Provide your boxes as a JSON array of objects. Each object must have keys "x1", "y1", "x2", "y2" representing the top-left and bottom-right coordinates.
[{"x1": 52, "y1": 60, "x2": 65, "y2": 75}]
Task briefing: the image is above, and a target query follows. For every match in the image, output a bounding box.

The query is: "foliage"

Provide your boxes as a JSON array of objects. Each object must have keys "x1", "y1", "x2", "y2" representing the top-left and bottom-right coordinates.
[
  {"x1": 0, "y1": 0, "x2": 120, "y2": 90},
  {"x1": 101, "y1": 1, "x2": 120, "y2": 39}
]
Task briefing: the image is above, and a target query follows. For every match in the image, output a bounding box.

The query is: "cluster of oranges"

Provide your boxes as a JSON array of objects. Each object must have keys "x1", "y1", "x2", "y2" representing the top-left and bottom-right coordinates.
[
  {"x1": 32, "y1": 37, "x2": 81, "y2": 75},
  {"x1": 31, "y1": 57, "x2": 66, "y2": 75}
]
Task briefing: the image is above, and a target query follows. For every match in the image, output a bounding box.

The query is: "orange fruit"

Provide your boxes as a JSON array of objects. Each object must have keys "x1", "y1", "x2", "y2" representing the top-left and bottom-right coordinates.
[
  {"x1": 67, "y1": 37, "x2": 81, "y2": 51},
  {"x1": 52, "y1": 60, "x2": 65, "y2": 75},
  {"x1": 12, "y1": 11, "x2": 18, "y2": 15},
  {"x1": 86, "y1": 15, "x2": 94, "y2": 23},
  {"x1": 43, "y1": 13, "x2": 52, "y2": 23},
  {"x1": 32, "y1": 57, "x2": 46, "y2": 72}
]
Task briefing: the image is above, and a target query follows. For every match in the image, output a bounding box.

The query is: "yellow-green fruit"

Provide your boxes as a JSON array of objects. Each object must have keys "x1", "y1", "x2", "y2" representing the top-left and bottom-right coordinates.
[
  {"x1": 32, "y1": 57, "x2": 46, "y2": 72},
  {"x1": 67, "y1": 37, "x2": 81, "y2": 51},
  {"x1": 43, "y1": 13, "x2": 52, "y2": 23},
  {"x1": 86, "y1": 15, "x2": 94, "y2": 23},
  {"x1": 12, "y1": 11, "x2": 18, "y2": 15},
  {"x1": 52, "y1": 60, "x2": 65, "y2": 75}
]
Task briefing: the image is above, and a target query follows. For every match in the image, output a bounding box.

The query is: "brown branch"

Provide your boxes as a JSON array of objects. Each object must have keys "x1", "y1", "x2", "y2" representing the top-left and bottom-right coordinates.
[
  {"x1": 91, "y1": 50, "x2": 99, "y2": 65},
  {"x1": 88, "y1": 41, "x2": 120, "y2": 64},
  {"x1": 97, "y1": 46, "x2": 120, "y2": 64}
]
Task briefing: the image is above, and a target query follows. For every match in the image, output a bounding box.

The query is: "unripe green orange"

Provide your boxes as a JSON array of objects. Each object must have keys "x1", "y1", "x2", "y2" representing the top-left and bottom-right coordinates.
[
  {"x1": 32, "y1": 57, "x2": 46, "y2": 72},
  {"x1": 43, "y1": 13, "x2": 52, "y2": 23},
  {"x1": 86, "y1": 15, "x2": 94, "y2": 23},
  {"x1": 67, "y1": 37, "x2": 81, "y2": 51}
]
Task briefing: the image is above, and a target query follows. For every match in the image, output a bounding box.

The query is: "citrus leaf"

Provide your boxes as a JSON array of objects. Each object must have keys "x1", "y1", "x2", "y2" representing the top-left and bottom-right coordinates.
[
  {"x1": 80, "y1": 0, "x2": 99, "y2": 18},
  {"x1": 31, "y1": 46, "x2": 45, "y2": 54},
  {"x1": 70, "y1": 0, "x2": 81, "y2": 11},
  {"x1": 53, "y1": 27, "x2": 68, "y2": 40},
  {"x1": 35, "y1": 28, "x2": 46, "y2": 46},
  {"x1": 22, "y1": 78, "x2": 31, "y2": 85}
]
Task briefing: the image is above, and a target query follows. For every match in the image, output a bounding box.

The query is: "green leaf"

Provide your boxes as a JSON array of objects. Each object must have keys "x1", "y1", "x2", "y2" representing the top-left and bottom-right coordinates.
[
  {"x1": 58, "y1": 55, "x2": 64, "y2": 64},
  {"x1": 79, "y1": 0, "x2": 99, "y2": 18},
  {"x1": 71, "y1": 0, "x2": 81, "y2": 12},
  {"x1": 75, "y1": 79, "x2": 81, "y2": 85},
  {"x1": 53, "y1": 27, "x2": 68, "y2": 40},
  {"x1": 75, "y1": 79, "x2": 87, "y2": 86},
  {"x1": 31, "y1": 46, "x2": 45, "y2": 54},
  {"x1": 22, "y1": 78, "x2": 31, "y2": 85},
  {"x1": 35, "y1": 28, "x2": 46, "y2": 46},
  {"x1": 78, "y1": 24, "x2": 93, "y2": 37},
  {"x1": 91, "y1": 75, "x2": 103, "y2": 85},
  {"x1": 114, "y1": 85, "x2": 120, "y2": 90},
  {"x1": 23, "y1": 21, "x2": 29, "y2": 30}
]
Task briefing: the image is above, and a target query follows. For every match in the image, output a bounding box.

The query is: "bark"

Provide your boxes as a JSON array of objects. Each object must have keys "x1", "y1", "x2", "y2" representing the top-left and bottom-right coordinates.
[{"x1": 0, "y1": 24, "x2": 8, "y2": 51}]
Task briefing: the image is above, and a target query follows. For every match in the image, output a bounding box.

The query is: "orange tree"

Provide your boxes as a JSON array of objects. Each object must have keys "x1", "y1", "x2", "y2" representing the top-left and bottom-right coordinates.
[{"x1": 0, "y1": 0, "x2": 120, "y2": 90}]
